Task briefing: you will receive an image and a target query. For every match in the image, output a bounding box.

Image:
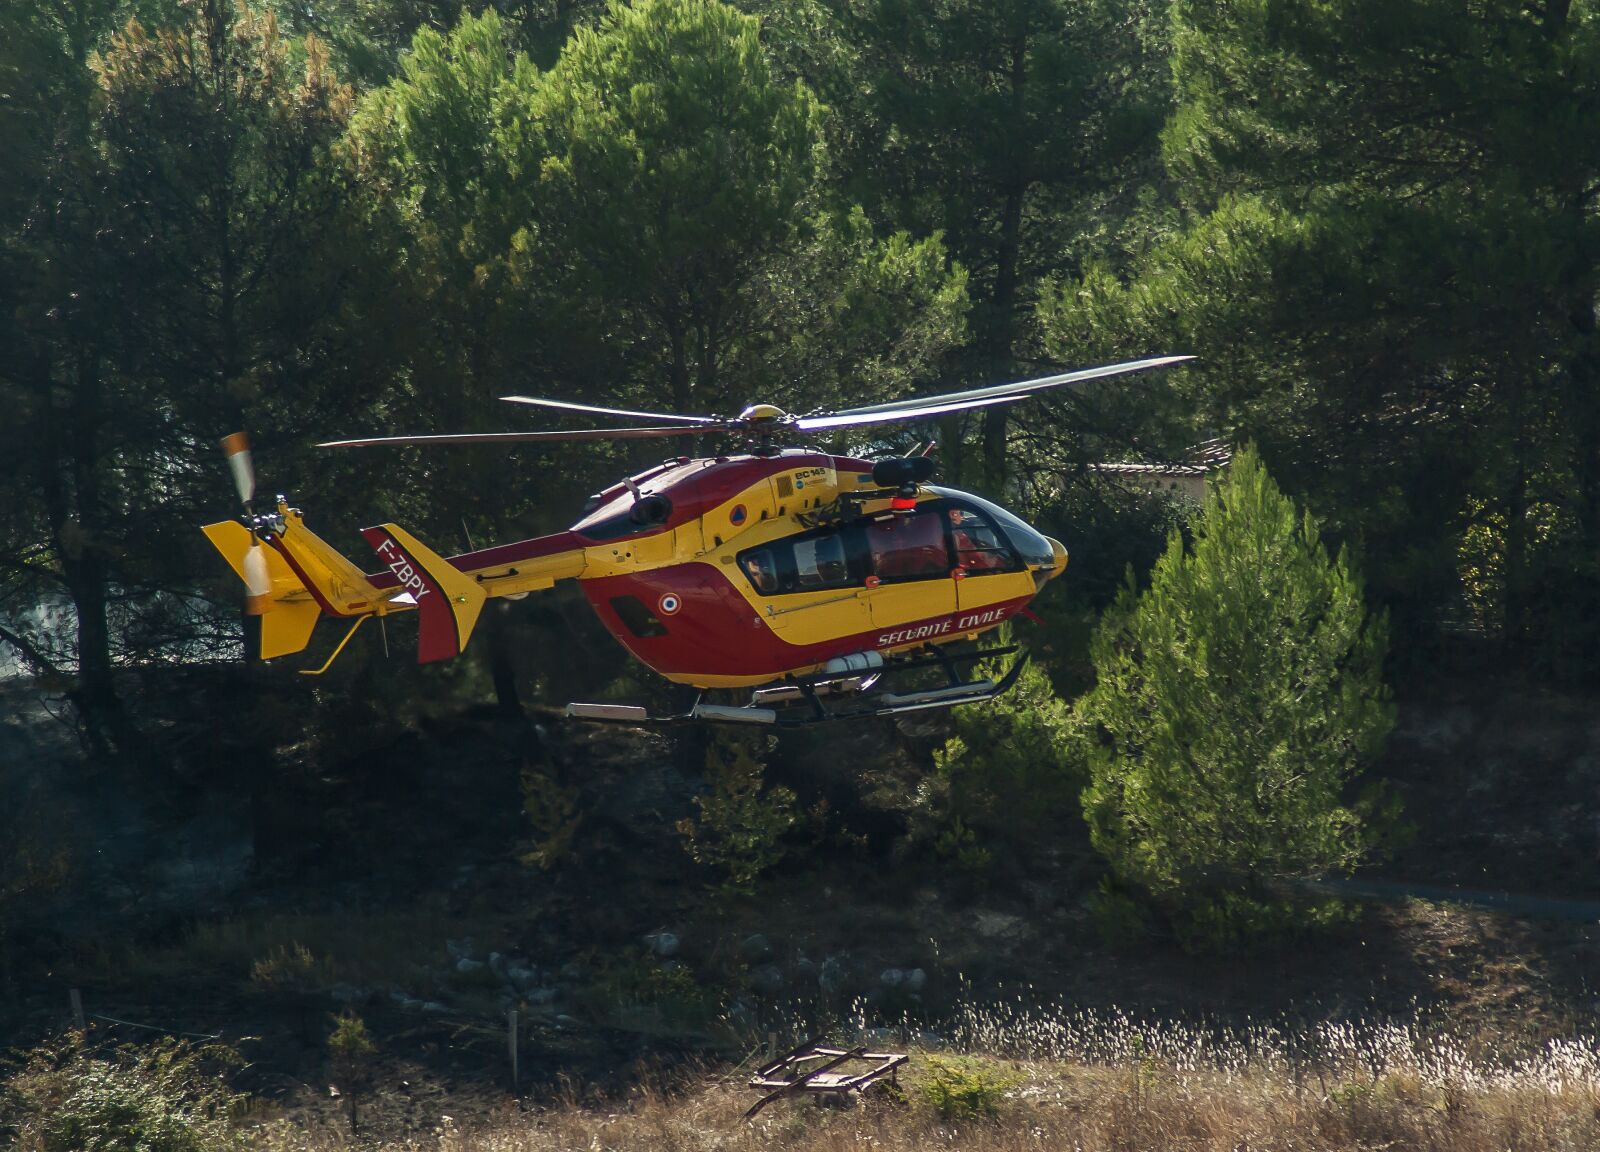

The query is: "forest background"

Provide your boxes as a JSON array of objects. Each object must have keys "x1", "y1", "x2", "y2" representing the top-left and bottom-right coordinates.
[
  {"x1": 8, "y1": 0, "x2": 1600, "y2": 1138},
  {"x1": 5, "y1": 0, "x2": 1600, "y2": 1082},
  {"x1": 14, "y1": 0, "x2": 1600, "y2": 712}
]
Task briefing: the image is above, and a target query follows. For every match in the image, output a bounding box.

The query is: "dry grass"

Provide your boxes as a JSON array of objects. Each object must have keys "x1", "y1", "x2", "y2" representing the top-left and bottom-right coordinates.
[{"x1": 250, "y1": 1007, "x2": 1600, "y2": 1151}]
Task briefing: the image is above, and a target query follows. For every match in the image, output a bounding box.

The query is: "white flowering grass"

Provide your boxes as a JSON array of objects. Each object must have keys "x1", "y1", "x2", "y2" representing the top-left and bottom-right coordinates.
[{"x1": 253, "y1": 998, "x2": 1600, "y2": 1150}]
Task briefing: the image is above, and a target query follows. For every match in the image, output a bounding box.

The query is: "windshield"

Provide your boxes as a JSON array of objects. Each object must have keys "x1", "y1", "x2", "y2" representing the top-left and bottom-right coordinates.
[{"x1": 927, "y1": 486, "x2": 1054, "y2": 569}]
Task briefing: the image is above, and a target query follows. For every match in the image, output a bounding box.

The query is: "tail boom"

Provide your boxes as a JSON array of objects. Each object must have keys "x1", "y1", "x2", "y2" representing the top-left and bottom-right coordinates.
[{"x1": 203, "y1": 499, "x2": 586, "y2": 665}]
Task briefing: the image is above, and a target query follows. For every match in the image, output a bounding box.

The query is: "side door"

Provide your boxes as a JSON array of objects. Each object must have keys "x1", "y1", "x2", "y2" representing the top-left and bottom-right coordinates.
[
  {"x1": 735, "y1": 525, "x2": 873, "y2": 647},
  {"x1": 948, "y1": 504, "x2": 1035, "y2": 617},
  {"x1": 861, "y1": 504, "x2": 958, "y2": 641}
]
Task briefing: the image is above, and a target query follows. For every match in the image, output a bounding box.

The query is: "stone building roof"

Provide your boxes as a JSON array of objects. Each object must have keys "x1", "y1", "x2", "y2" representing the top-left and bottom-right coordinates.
[{"x1": 1090, "y1": 437, "x2": 1233, "y2": 478}]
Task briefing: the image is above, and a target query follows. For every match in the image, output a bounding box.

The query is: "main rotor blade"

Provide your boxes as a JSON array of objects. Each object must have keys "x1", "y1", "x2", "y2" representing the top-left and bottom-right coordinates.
[
  {"x1": 319, "y1": 426, "x2": 710, "y2": 448},
  {"x1": 500, "y1": 395, "x2": 725, "y2": 425},
  {"x1": 794, "y1": 393, "x2": 1025, "y2": 432},
  {"x1": 824, "y1": 355, "x2": 1195, "y2": 419}
]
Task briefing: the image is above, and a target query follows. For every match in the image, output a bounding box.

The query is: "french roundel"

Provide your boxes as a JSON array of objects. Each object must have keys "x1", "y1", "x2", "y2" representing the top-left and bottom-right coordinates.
[{"x1": 658, "y1": 593, "x2": 682, "y2": 616}]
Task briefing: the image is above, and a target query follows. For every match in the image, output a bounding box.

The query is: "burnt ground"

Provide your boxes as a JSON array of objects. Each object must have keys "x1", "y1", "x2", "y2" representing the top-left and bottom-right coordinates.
[{"x1": 4, "y1": 661, "x2": 1600, "y2": 1139}]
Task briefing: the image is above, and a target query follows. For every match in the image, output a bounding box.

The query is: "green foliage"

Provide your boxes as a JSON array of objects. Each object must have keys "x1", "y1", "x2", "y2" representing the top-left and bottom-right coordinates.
[
  {"x1": 250, "y1": 941, "x2": 335, "y2": 992},
  {"x1": 917, "y1": 1055, "x2": 1021, "y2": 1120},
  {"x1": 930, "y1": 626, "x2": 1079, "y2": 847},
  {"x1": 1078, "y1": 448, "x2": 1398, "y2": 947},
  {"x1": 341, "y1": 9, "x2": 565, "y2": 548},
  {"x1": 338, "y1": 0, "x2": 965, "y2": 538},
  {"x1": 533, "y1": 0, "x2": 821, "y2": 413},
  {"x1": 677, "y1": 732, "x2": 796, "y2": 894},
  {"x1": 578, "y1": 951, "x2": 710, "y2": 1026},
  {"x1": 349, "y1": 10, "x2": 538, "y2": 273},
  {"x1": 1045, "y1": 0, "x2": 1600, "y2": 677},
  {"x1": 733, "y1": 205, "x2": 969, "y2": 413},
  {"x1": 0, "y1": 1036, "x2": 247, "y2": 1152},
  {"x1": 92, "y1": 2, "x2": 358, "y2": 435},
  {"x1": 328, "y1": 1011, "x2": 376, "y2": 1067},
  {"x1": 0, "y1": 0, "x2": 361, "y2": 716},
  {"x1": 838, "y1": 0, "x2": 1172, "y2": 484},
  {"x1": 930, "y1": 813, "x2": 992, "y2": 876},
  {"x1": 519, "y1": 760, "x2": 582, "y2": 870},
  {"x1": 525, "y1": 0, "x2": 967, "y2": 418}
]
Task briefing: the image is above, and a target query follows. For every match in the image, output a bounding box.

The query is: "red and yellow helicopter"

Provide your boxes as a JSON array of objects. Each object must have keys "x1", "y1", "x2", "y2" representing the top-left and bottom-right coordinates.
[{"x1": 202, "y1": 356, "x2": 1191, "y2": 725}]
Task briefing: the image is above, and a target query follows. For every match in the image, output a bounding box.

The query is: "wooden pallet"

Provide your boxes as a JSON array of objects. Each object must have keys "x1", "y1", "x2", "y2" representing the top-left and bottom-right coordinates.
[{"x1": 745, "y1": 1039, "x2": 908, "y2": 1119}]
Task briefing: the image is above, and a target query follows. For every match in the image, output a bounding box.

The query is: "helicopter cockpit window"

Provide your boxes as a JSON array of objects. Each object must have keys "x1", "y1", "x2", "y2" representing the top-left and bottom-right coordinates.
[
  {"x1": 928, "y1": 486, "x2": 1055, "y2": 569},
  {"x1": 948, "y1": 506, "x2": 1021, "y2": 574},
  {"x1": 864, "y1": 507, "x2": 950, "y2": 581}
]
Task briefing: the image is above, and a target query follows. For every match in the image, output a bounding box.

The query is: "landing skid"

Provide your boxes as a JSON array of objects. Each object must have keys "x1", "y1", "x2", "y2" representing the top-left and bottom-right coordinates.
[{"x1": 565, "y1": 645, "x2": 1026, "y2": 727}]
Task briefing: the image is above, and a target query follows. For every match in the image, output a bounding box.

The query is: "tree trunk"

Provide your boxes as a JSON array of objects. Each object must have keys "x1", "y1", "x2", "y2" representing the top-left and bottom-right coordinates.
[
  {"x1": 60, "y1": 354, "x2": 119, "y2": 718},
  {"x1": 488, "y1": 600, "x2": 524, "y2": 720},
  {"x1": 980, "y1": 21, "x2": 1031, "y2": 492},
  {"x1": 1564, "y1": 257, "x2": 1600, "y2": 554},
  {"x1": 1501, "y1": 409, "x2": 1528, "y2": 648},
  {"x1": 937, "y1": 413, "x2": 967, "y2": 484},
  {"x1": 668, "y1": 319, "x2": 691, "y2": 414}
]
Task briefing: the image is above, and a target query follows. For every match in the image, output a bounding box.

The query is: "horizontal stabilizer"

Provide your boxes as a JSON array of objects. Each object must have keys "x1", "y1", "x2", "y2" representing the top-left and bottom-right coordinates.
[{"x1": 360, "y1": 523, "x2": 486, "y2": 663}]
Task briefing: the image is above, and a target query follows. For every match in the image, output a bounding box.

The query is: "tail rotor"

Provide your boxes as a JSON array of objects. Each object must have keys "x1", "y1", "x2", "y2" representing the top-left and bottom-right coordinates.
[
  {"x1": 221, "y1": 431, "x2": 257, "y2": 511},
  {"x1": 221, "y1": 432, "x2": 273, "y2": 616}
]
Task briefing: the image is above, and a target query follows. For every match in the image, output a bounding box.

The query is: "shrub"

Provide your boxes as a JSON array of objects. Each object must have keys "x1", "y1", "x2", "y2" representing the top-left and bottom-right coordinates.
[
  {"x1": 917, "y1": 1055, "x2": 1020, "y2": 1119},
  {"x1": 677, "y1": 732, "x2": 796, "y2": 894},
  {"x1": 250, "y1": 941, "x2": 335, "y2": 991},
  {"x1": 1077, "y1": 447, "x2": 1399, "y2": 947},
  {"x1": 930, "y1": 626, "x2": 1079, "y2": 845},
  {"x1": 931, "y1": 813, "x2": 992, "y2": 875},
  {"x1": 578, "y1": 951, "x2": 710, "y2": 1028},
  {"x1": 520, "y1": 759, "x2": 582, "y2": 870},
  {"x1": 0, "y1": 1035, "x2": 246, "y2": 1152}
]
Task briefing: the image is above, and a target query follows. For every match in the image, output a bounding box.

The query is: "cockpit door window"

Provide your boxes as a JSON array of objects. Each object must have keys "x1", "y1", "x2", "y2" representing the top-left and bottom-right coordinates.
[{"x1": 947, "y1": 506, "x2": 1021, "y2": 574}]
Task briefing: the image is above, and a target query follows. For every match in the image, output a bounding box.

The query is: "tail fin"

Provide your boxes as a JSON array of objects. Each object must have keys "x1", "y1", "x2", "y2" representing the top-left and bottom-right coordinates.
[
  {"x1": 360, "y1": 523, "x2": 486, "y2": 663},
  {"x1": 201, "y1": 520, "x2": 323, "y2": 659}
]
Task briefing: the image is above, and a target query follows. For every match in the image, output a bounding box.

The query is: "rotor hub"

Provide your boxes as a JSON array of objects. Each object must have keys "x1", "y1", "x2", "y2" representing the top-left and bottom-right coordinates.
[{"x1": 736, "y1": 403, "x2": 789, "y2": 424}]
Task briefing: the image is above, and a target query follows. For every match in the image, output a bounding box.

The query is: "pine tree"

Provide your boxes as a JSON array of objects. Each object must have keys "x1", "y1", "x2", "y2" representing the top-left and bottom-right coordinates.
[
  {"x1": 1045, "y1": 0, "x2": 1600, "y2": 670},
  {"x1": 839, "y1": 0, "x2": 1172, "y2": 487},
  {"x1": 1078, "y1": 448, "x2": 1397, "y2": 947}
]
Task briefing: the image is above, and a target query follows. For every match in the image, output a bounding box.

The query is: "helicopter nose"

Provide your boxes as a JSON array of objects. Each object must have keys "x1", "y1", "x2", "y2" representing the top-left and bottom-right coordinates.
[{"x1": 1044, "y1": 537, "x2": 1069, "y2": 581}]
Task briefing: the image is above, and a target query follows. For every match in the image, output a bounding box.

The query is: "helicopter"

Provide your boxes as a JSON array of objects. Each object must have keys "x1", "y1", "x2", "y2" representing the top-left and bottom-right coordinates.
[{"x1": 202, "y1": 355, "x2": 1192, "y2": 725}]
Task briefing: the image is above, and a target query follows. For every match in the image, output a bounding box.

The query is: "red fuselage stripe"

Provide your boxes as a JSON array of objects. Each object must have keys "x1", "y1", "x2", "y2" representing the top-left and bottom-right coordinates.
[
  {"x1": 364, "y1": 530, "x2": 588, "y2": 591},
  {"x1": 266, "y1": 535, "x2": 342, "y2": 616}
]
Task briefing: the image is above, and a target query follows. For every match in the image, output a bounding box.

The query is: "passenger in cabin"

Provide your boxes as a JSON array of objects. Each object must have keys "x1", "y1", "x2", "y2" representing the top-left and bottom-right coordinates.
[
  {"x1": 949, "y1": 508, "x2": 1011, "y2": 572},
  {"x1": 743, "y1": 551, "x2": 779, "y2": 593}
]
